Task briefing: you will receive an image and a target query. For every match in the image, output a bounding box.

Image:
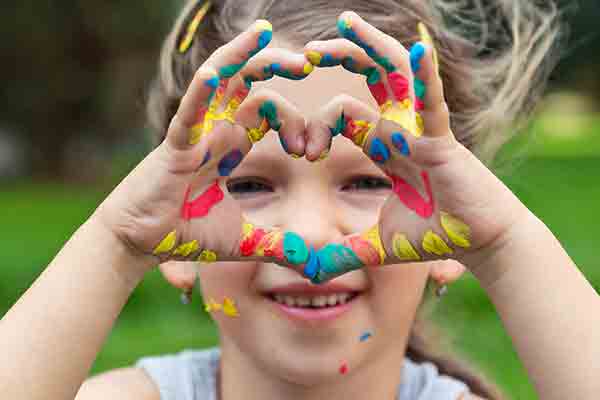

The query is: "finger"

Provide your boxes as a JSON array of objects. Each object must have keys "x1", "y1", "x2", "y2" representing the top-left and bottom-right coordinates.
[
  {"x1": 205, "y1": 20, "x2": 273, "y2": 80},
  {"x1": 234, "y1": 88, "x2": 306, "y2": 156},
  {"x1": 411, "y1": 41, "x2": 452, "y2": 138},
  {"x1": 304, "y1": 39, "x2": 380, "y2": 81},
  {"x1": 168, "y1": 67, "x2": 220, "y2": 151},
  {"x1": 337, "y1": 12, "x2": 422, "y2": 139},
  {"x1": 305, "y1": 94, "x2": 378, "y2": 161},
  {"x1": 238, "y1": 47, "x2": 314, "y2": 89}
]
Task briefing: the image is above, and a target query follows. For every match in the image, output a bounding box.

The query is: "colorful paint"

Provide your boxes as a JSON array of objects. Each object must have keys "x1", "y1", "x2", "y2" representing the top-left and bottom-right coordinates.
[
  {"x1": 361, "y1": 225, "x2": 387, "y2": 265},
  {"x1": 259, "y1": 100, "x2": 281, "y2": 131},
  {"x1": 247, "y1": 117, "x2": 270, "y2": 144},
  {"x1": 422, "y1": 230, "x2": 453, "y2": 256},
  {"x1": 283, "y1": 232, "x2": 309, "y2": 265},
  {"x1": 409, "y1": 42, "x2": 425, "y2": 73},
  {"x1": 359, "y1": 331, "x2": 373, "y2": 342},
  {"x1": 200, "y1": 150, "x2": 211, "y2": 167},
  {"x1": 417, "y1": 22, "x2": 438, "y2": 74},
  {"x1": 391, "y1": 132, "x2": 410, "y2": 156},
  {"x1": 330, "y1": 112, "x2": 347, "y2": 137},
  {"x1": 254, "y1": 230, "x2": 285, "y2": 259},
  {"x1": 315, "y1": 243, "x2": 364, "y2": 282},
  {"x1": 389, "y1": 171, "x2": 434, "y2": 218},
  {"x1": 189, "y1": 78, "x2": 242, "y2": 145},
  {"x1": 303, "y1": 246, "x2": 320, "y2": 280},
  {"x1": 198, "y1": 249, "x2": 218, "y2": 263},
  {"x1": 343, "y1": 118, "x2": 373, "y2": 148},
  {"x1": 172, "y1": 240, "x2": 200, "y2": 258},
  {"x1": 339, "y1": 362, "x2": 349, "y2": 375},
  {"x1": 380, "y1": 99, "x2": 422, "y2": 137},
  {"x1": 218, "y1": 20, "x2": 273, "y2": 77},
  {"x1": 181, "y1": 181, "x2": 224, "y2": 220},
  {"x1": 337, "y1": 17, "x2": 396, "y2": 73},
  {"x1": 387, "y1": 72, "x2": 410, "y2": 102},
  {"x1": 344, "y1": 235, "x2": 382, "y2": 266},
  {"x1": 178, "y1": 1, "x2": 212, "y2": 54},
  {"x1": 218, "y1": 149, "x2": 243, "y2": 177},
  {"x1": 391, "y1": 233, "x2": 421, "y2": 261},
  {"x1": 440, "y1": 212, "x2": 471, "y2": 248},
  {"x1": 153, "y1": 230, "x2": 177, "y2": 255},
  {"x1": 368, "y1": 80, "x2": 388, "y2": 106},
  {"x1": 368, "y1": 138, "x2": 390, "y2": 164},
  {"x1": 204, "y1": 297, "x2": 239, "y2": 317},
  {"x1": 268, "y1": 63, "x2": 312, "y2": 81}
]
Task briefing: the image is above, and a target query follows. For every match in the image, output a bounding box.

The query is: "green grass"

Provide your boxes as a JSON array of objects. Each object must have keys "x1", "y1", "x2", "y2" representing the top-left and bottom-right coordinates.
[{"x1": 1, "y1": 115, "x2": 599, "y2": 399}]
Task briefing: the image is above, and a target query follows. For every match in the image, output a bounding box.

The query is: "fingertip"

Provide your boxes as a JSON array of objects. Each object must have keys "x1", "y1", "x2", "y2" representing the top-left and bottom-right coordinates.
[{"x1": 254, "y1": 20, "x2": 273, "y2": 50}]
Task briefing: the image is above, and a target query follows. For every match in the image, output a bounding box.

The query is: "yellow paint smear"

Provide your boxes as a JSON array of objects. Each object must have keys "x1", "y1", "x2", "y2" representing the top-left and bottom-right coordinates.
[
  {"x1": 198, "y1": 249, "x2": 218, "y2": 263},
  {"x1": 392, "y1": 233, "x2": 421, "y2": 261},
  {"x1": 172, "y1": 240, "x2": 199, "y2": 257},
  {"x1": 153, "y1": 230, "x2": 177, "y2": 255},
  {"x1": 204, "y1": 298, "x2": 221, "y2": 313},
  {"x1": 222, "y1": 297, "x2": 240, "y2": 317},
  {"x1": 417, "y1": 22, "x2": 438, "y2": 74},
  {"x1": 306, "y1": 50, "x2": 322, "y2": 66},
  {"x1": 440, "y1": 212, "x2": 471, "y2": 248},
  {"x1": 380, "y1": 99, "x2": 421, "y2": 137},
  {"x1": 361, "y1": 225, "x2": 387, "y2": 264},
  {"x1": 422, "y1": 230, "x2": 453, "y2": 256}
]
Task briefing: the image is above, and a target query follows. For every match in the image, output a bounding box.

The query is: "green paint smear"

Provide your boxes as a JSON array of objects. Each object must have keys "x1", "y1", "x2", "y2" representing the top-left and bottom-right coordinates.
[
  {"x1": 259, "y1": 101, "x2": 281, "y2": 131},
  {"x1": 283, "y1": 232, "x2": 309, "y2": 265},
  {"x1": 219, "y1": 61, "x2": 247, "y2": 79},
  {"x1": 330, "y1": 112, "x2": 346, "y2": 137},
  {"x1": 414, "y1": 78, "x2": 426, "y2": 99},
  {"x1": 317, "y1": 244, "x2": 364, "y2": 277}
]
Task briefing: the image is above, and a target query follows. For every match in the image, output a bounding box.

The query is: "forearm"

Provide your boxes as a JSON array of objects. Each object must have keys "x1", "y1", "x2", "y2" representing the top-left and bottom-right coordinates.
[
  {"x1": 0, "y1": 217, "x2": 152, "y2": 400},
  {"x1": 472, "y1": 213, "x2": 600, "y2": 399}
]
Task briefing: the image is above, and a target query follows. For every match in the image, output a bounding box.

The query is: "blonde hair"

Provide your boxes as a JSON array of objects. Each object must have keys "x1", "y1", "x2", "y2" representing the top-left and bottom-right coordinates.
[{"x1": 146, "y1": 0, "x2": 565, "y2": 397}]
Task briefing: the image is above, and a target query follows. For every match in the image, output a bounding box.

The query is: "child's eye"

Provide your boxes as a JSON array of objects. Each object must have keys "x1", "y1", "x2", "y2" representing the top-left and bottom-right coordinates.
[
  {"x1": 342, "y1": 176, "x2": 392, "y2": 192},
  {"x1": 227, "y1": 178, "x2": 274, "y2": 196}
]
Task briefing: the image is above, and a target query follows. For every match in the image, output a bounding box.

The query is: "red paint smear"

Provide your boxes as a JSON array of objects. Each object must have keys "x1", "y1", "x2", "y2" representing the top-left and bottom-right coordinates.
[
  {"x1": 389, "y1": 171, "x2": 434, "y2": 218},
  {"x1": 339, "y1": 363, "x2": 348, "y2": 375},
  {"x1": 343, "y1": 117, "x2": 356, "y2": 140},
  {"x1": 368, "y1": 81, "x2": 388, "y2": 106},
  {"x1": 264, "y1": 238, "x2": 284, "y2": 260},
  {"x1": 415, "y1": 99, "x2": 425, "y2": 111},
  {"x1": 232, "y1": 87, "x2": 250, "y2": 103},
  {"x1": 387, "y1": 72, "x2": 409, "y2": 102},
  {"x1": 196, "y1": 106, "x2": 208, "y2": 123},
  {"x1": 181, "y1": 180, "x2": 225, "y2": 220},
  {"x1": 240, "y1": 228, "x2": 267, "y2": 256}
]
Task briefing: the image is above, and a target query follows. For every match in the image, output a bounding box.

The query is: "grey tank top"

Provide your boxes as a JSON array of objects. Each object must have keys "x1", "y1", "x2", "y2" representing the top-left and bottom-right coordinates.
[{"x1": 136, "y1": 348, "x2": 470, "y2": 400}]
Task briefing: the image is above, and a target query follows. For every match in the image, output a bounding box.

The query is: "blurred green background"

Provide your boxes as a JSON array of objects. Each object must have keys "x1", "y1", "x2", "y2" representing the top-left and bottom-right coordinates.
[{"x1": 1, "y1": 1, "x2": 599, "y2": 399}]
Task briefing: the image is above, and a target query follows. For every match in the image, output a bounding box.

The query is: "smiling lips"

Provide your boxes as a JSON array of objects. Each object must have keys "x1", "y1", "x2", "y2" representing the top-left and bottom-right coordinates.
[{"x1": 264, "y1": 282, "x2": 364, "y2": 322}]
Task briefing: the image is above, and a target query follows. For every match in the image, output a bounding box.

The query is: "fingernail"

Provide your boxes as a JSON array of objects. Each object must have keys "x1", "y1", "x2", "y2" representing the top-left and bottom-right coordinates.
[
  {"x1": 391, "y1": 132, "x2": 410, "y2": 156},
  {"x1": 368, "y1": 138, "x2": 390, "y2": 164},
  {"x1": 410, "y1": 42, "x2": 426, "y2": 73}
]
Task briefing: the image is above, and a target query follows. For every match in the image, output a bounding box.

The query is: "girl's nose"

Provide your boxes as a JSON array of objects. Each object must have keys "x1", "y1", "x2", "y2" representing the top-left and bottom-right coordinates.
[{"x1": 279, "y1": 189, "x2": 343, "y2": 252}]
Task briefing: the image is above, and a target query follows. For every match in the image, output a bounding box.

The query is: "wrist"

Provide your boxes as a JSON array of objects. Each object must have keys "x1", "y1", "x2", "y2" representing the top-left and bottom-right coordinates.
[
  {"x1": 467, "y1": 211, "x2": 550, "y2": 289},
  {"x1": 84, "y1": 216, "x2": 155, "y2": 289}
]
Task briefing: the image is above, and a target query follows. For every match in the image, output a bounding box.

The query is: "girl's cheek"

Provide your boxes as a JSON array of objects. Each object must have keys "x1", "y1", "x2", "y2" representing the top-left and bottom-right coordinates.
[{"x1": 198, "y1": 261, "x2": 258, "y2": 298}]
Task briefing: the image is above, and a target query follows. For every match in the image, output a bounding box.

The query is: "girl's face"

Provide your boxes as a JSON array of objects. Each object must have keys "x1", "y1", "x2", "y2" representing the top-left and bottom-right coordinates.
[{"x1": 165, "y1": 43, "x2": 460, "y2": 386}]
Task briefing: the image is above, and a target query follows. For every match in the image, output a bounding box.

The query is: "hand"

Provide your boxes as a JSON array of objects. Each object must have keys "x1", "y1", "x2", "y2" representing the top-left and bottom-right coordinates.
[
  {"x1": 94, "y1": 20, "x2": 315, "y2": 279},
  {"x1": 299, "y1": 12, "x2": 530, "y2": 283}
]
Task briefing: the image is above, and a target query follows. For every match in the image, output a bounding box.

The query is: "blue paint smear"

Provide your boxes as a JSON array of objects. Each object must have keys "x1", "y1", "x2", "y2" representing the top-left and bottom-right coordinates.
[{"x1": 218, "y1": 150, "x2": 243, "y2": 176}]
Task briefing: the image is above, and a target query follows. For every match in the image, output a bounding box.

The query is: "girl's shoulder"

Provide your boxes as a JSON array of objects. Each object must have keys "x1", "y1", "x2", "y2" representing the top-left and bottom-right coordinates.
[
  {"x1": 135, "y1": 347, "x2": 472, "y2": 400},
  {"x1": 76, "y1": 365, "x2": 160, "y2": 400}
]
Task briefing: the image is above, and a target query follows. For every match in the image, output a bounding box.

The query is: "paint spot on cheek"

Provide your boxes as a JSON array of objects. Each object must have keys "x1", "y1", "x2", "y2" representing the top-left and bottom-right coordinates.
[
  {"x1": 218, "y1": 150, "x2": 243, "y2": 176},
  {"x1": 339, "y1": 362, "x2": 349, "y2": 375},
  {"x1": 391, "y1": 132, "x2": 410, "y2": 156},
  {"x1": 369, "y1": 138, "x2": 391, "y2": 164},
  {"x1": 360, "y1": 331, "x2": 373, "y2": 342},
  {"x1": 387, "y1": 72, "x2": 410, "y2": 102},
  {"x1": 389, "y1": 171, "x2": 434, "y2": 218},
  {"x1": 181, "y1": 181, "x2": 225, "y2": 220}
]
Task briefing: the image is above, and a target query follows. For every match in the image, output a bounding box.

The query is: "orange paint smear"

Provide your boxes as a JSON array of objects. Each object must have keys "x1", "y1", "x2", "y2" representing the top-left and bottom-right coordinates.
[
  {"x1": 181, "y1": 181, "x2": 224, "y2": 220},
  {"x1": 345, "y1": 236, "x2": 381, "y2": 266}
]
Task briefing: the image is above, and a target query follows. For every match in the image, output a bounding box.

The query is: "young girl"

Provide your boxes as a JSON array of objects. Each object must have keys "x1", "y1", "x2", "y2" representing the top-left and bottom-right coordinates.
[{"x1": 2, "y1": 1, "x2": 599, "y2": 399}]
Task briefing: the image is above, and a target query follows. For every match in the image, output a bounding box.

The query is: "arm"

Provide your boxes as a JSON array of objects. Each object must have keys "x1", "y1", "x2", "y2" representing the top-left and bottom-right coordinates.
[
  {"x1": 75, "y1": 367, "x2": 159, "y2": 400},
  {"x1": 472, "y1": 212, "x2": 600, "y2": 400},
  {"x1": 0, "y1": 218, "x2": 151, "y2": 400}
]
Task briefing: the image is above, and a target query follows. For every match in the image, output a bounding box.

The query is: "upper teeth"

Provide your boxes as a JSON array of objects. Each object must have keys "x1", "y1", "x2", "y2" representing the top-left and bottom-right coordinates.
[{"x1": 273, "y1": 293, "x2": 352, "y2": 307}]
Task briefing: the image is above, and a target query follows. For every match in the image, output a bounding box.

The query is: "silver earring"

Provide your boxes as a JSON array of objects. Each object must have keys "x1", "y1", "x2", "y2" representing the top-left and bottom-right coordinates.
[{"x1": 435, "y1": 284, "x2": 448, "y2": 298}]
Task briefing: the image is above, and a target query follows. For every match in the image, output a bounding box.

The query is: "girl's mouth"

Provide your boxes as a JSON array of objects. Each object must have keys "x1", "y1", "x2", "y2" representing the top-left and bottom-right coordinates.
[{"x1": 263, "y1": 283, "x2": 363, "y2": 323}]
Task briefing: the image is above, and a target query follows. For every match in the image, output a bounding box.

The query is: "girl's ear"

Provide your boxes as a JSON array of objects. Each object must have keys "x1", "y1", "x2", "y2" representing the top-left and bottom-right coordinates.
[
  {"x1": 159, "y1": 261, "x2": 199, "y2": 291},
  {"x1": 428, "y1": 260, "x2": 466, "y2": 286}
]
